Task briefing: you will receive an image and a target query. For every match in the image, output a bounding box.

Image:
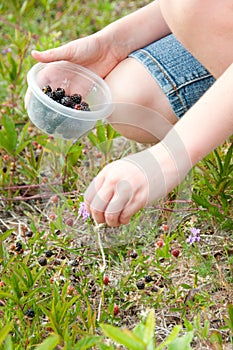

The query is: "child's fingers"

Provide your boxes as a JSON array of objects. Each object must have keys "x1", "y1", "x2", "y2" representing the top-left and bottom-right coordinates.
[
  {"x1": 102, "y1": 180, "x2": 133, "y2": 226},
  {"x1": 31, "y1": 42, "x2": 76, "y2": 63}
]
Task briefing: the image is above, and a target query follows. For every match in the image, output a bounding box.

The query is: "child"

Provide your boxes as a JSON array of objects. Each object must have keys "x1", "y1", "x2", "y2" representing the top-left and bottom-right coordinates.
[{"x1": 30, "y1": 0, "x2": 233, "y2": 226}]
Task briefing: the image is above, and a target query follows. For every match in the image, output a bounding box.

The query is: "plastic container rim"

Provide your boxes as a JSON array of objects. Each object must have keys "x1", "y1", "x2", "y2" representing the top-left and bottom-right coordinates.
[{"x1": 27, "y1": 61, "x2": 113, "y2": 121}]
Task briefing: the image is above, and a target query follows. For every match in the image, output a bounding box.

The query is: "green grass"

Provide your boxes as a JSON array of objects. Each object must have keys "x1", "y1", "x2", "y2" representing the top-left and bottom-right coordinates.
[{"x1": 0, "y1": 1, "x2": 232, "y2": 349}]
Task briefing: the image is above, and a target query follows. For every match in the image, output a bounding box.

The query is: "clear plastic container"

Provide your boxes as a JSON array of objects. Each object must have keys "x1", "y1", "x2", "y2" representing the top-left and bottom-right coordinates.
[{"x1": 26, "y1": 61, "x2": 113, "y2": 139}]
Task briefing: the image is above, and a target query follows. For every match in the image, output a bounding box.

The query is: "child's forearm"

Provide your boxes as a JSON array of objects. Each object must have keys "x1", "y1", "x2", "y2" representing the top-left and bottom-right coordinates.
[
  {"x1": 99, "y1": 1, "x2": 171, "y2": 58},
  {"x1": 159, "y1": 63, "x2": 233, "y2": 172}
]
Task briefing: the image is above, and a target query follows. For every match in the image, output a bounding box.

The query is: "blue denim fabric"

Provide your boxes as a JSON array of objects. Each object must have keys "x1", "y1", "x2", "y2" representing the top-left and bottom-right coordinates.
[{"x1": 129, "y1": 34, "x2": 215, "y2": 118}]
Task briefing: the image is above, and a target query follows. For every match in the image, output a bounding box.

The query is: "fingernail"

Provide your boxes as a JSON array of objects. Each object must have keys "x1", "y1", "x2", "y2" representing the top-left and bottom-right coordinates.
[{"x1": 31, "y1": 49, "x2": 39, "y2": 55}]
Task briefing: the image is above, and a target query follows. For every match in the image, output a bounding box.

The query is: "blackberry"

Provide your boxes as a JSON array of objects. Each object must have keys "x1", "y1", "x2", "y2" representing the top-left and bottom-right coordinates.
[
  {"x1": 81, "y1": 105, "x2": 90, "y2": 111},
  {"x1": 15, "y1": 241, "x2": 23, "y2": 252},
  {"x1": 45, "y1": 250, "x2": 53, "y2": 258},
  {"x1": 42, "y1": 85, "x2": 52, "y2": 94},
  {"x1": 61, "y1": 96, "x2": 73, "y2": 107},
  {"x1": 136, "y1": 281, "x2": 145, "y2": 290},
  {"x1": 3, "y1": 166, "x2": 7, "y2": 173},
  {"x1": 130, "y1": 251, "x2": 138, "y2": 259},
  {"x1": 70, "y1": 260, "x2": 79, "y2": 267},
  {"x1": 145, "y1": 275, "x2": 153, "y2": 283},
  {"x1": 71, "y1": 93, "x2": 82, "y2": 104},
  {"x1": 38, "y1": 257, "x2": 47, "y2": 266},
  {"x1": 25, "y1": 308, "x2": 35, "y2": 318},
  {"x1": 53, "y1": 87, "x2": 65, "y2": 101},
  {"x1": 26, "y1": 231, "x2": 33, "y2": 238},
  {"x1": 80, "y1": 101, "x2": 89, "y2": 107},
  {"x1": 41, "y1": 86, "x2": 91, "y2": 111}
]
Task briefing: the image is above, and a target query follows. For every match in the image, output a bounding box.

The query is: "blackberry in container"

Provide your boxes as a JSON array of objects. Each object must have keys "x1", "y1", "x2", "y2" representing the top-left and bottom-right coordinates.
[{"x1": 26, "y1": 61, "x2": 113, "y2": 140}]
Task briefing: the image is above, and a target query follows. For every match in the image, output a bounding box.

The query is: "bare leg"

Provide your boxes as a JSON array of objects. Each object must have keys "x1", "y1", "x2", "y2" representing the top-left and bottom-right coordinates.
[
  {"x1": 105, "y1": 57, "x2": 178, "y2": 144},
  {"x1": 160, "y1": 0, "x2": 233, "y2": 77}
]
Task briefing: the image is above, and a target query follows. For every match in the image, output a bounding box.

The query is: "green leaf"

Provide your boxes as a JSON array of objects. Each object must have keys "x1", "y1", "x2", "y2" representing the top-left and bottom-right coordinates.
[
  {"x1": 140, "y1": 310, "x2": 155, "y2": 344},
  {"x1": 204, "y1": 160, "x2": 220, "y2": 183},
  {"x1": 67, "y1": 142, "x2": 83, "y2": 165},
  {"x1": 0, "y1": 324, "x2": 12, "y2": 346},
  {"x1": 0, "y1": 291, "x2": 19, "y2": 304},
  {"x1": 97, "y1": 343, "x2": 114, "y2": 350},
  {"x1": 0, "y1": 229, "x2": 14, "y2": 242},
  {"x1": 8, "y1": 56, "x2": 18, "y2": 82},
  {"x1": 96, "y1": 121, "x2": 107, "y2": 143},
  {"x1": 0, "y1": 115, "x2": 17, "y2": 154},
  {"x1": 3, "y1": 335, "x2": 14, "y2": 350},
  {"x1": 35, "y1": 334, "x2": 60, "y2": 350},
  {"x1": 222, "y1": 143, "x2": 233, "y2": 176},
  {"x1": 210, "y1": 331, "x2": 223, "y2": 350},
  {"x1": 74, "y1": 335, "x2": 102, "y2": 349},
  {"x1": 226, "y1": 304, "x2": 233, "y2": 331},
  {"x1": 106, "y1": 124, "x2": 118, "y2": 140},
  {"x1": 167, "y1": 331, "x2": 194, "y2": 350},
  {"x1": 88, "y1": 131, "x2": 100, "y2": 147},
  {"x1": 213, "y1": 149, "x2": 223, "y2": 174},
  {"x1": 203, "y1": 177, "x2": 215, "y2": 193},
  {"x1": 101, "y1": 323, "x2": 145, "y2": 350},
  {"x1": 156, "y1": 326, "x2": 182, "y2": 350}
]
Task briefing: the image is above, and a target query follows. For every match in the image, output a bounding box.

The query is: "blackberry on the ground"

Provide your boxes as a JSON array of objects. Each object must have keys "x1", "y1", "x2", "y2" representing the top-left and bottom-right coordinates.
[
  {"x1": 145, "y1": 275, "x2": 153, "y2": 283},
  {"x1": 70, "y1": 260, "x2": 79, "y2": 267},
  {"x1": 71, "y1": 93, "x2": 82, "y2": 104},
  {"x1": 15, "y1": 242, "x2": 23, "y2": 252},
  {"x1": 136, "y1": 281, "x2": 145, "y2": 290},
  {"x1": 45, "y1": 250, "x2": 53, "y2": 258},
  {"x1": 38, "y1": 257, "x2": 47, "y2": 266},
  {"x1": 25, "y1": 308, "x2": 35, "y2": 318},
  {"x1": 130, "y1": 251, "x2": 138, "y2": 259}
]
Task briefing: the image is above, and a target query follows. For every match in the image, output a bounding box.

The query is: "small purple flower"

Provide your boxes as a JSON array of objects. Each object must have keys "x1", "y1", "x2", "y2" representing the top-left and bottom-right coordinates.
[
  {"x1": 186, "y1": 227, "x2": 201, "y2": 245},
  {"x1": 190, "y1": 227, "x2": 200, "y2": 236},
  {"x1": 78, "y1": 202, "x2": 90, "y2": 221},
  {"x1": 1, "y1": 48, "x2": 12, "y2": 55},
  {"x1": 186, "y1": 236, "x2": 195, "y2": 244}
]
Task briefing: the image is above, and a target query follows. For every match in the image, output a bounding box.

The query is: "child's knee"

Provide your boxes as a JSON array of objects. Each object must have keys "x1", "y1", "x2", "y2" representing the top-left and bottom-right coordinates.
[{"x1": 104, "y1": 57, "x2": 177, "y2": 143}]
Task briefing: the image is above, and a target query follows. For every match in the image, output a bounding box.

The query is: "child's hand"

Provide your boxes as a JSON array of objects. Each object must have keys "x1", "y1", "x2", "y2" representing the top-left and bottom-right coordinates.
[
  {"x1": 84, "y1": 142, "x2": 189, "y2": 227},
  {"x1": 84, "y1": 157, "x2": 150, "y2": 227},
  {"x1": 30, "y1": 32, "x2": 125, "y2": 79}
]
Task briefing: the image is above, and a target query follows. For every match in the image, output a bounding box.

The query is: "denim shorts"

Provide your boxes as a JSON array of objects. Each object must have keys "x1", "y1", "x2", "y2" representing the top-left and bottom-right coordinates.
[{"x1": 129, "y1": 34, "x2": 215, "y2": 118}]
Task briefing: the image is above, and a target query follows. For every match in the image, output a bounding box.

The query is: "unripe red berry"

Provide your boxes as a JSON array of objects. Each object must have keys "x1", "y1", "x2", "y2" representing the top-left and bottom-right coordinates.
[
  {"x1": 65, "y1": 217, "x2": 74, "y2": 227},
  {"x1": 156, "y1": 240, "x2": 164, "y2": 248},
  {"x1": 49, "y1": 213, "x2": 56, "y2": 221},
  {"x1": 0, "y1": 281, "x2": 5, "y2": 287},
  {"x1": 51, "y1": 195, "x2": 59, "y2": 203},
  {"x1": 162, "y1": 224, "x2": 169, "y2": 232},
  {"x1": 3, "y1": 154, "x2": 9, "y2": 161},
  {"x1": 171, "y1": 249, "x2": 180, "y2": 258},
  {"x1": 114, "y1": 305, "x2": 119, "y2": 316},
  {"x1": 103, "y1": 276, "x2": 109, "y2": 285}
]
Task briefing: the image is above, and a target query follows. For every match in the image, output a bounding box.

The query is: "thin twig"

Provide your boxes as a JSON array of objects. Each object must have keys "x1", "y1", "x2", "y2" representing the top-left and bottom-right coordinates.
[{"x1": 95, "y1": 223, "x2": 106, "y2": 322}]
